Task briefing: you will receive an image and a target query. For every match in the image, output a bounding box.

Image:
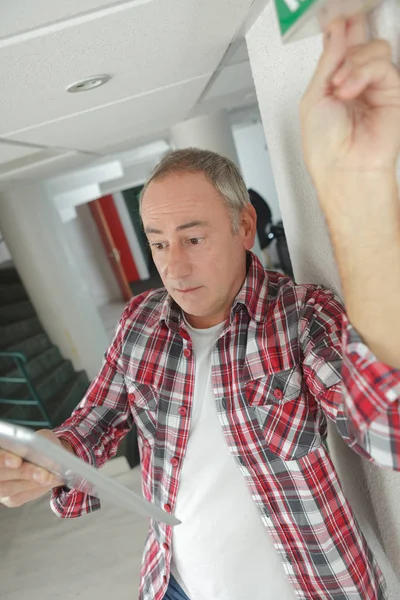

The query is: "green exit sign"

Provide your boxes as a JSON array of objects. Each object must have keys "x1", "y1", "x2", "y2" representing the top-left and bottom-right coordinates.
[
  {"x1": 274, "y1": 0, "x2": 383, "y2": 43},
  {"x1": 275, "y1": 0, "x2": 321, "y2": 37}
]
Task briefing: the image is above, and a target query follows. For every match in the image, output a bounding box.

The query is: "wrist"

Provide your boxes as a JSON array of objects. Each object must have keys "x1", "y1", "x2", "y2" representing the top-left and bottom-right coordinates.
[
  {"x1": 311, "y1": 157, "x2": 399, "y2": 195},
  {"x1": 58, "y1": 437, "x2": 75, "y2": 455},
  {"x1": 315, "y1": 169, "x2": 399, "y2": 228},
  {"x1": 316, "y1": 166, "x2": 397, "y2": 193}
]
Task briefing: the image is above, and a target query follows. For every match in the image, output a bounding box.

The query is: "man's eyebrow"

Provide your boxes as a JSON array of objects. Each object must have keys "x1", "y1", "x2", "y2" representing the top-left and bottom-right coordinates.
[
  {"x1": 176, "y1": 220, "x2": 210, "y2": 232},
  {"x1": 145, "y1": 220, "x2": 210, "y2": 235},
  {"x1": 144, "y1": 226, "x2": 163, "y2": 235}
]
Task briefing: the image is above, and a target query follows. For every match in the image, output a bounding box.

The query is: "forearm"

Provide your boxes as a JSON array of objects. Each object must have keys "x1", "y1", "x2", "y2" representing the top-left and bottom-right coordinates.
[{"x1": 321, "y1": 169, "x2": 400, "y2": 368}]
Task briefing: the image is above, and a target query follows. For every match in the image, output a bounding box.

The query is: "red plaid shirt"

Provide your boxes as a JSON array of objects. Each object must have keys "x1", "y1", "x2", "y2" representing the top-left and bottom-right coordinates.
[{"x1": 52, "y1": 253, "x2": 400, "y2": 600}]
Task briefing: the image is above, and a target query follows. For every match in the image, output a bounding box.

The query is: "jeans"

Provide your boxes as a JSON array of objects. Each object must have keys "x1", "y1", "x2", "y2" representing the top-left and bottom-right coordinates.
[{"x1": 164, "y1": 574, "x2": 191, "y2": 600}]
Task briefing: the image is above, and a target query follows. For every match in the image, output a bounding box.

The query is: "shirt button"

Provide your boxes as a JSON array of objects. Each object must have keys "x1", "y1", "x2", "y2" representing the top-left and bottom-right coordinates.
[
  {"x1": 274, "y1": 388, "x2": 284, "y2": 400},
  {"x1": 170, "y1": 457, "x2": 179, "y2": 467},
  {"x1": 164, "y1": 503, "x2": 172, "y2": 513},
  {"x1": 183, "y1": 348, "x2": 192, "y2": 358},
  {"x1": 178, "y1": 406, "x2": 187, "y2": 416},
  {"x1": 163, "y1": 575, "x2": 168, "y2": 584},
  {"x1": 163, "y1": 543, "x2": 170, "y2": 551}
]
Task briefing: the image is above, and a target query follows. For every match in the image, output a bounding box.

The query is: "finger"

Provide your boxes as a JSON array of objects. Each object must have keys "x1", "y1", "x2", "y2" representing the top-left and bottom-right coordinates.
[
  {"x1": 31, "y1": 467, "x2": 62, "y2": 487},
  {"x1": 345, "y1": 13, "x2": 368, "y2": 48},
  {"x1": 0, "y1": 461, "x2": 41, "y2": 481},
  {"x1": 0, "y1": 467, "x2": 23, "y2": 482},
  {"x1": 0, "y1": 451, "x2": 22, "y2": 469},
  {"x1": 332, "y1": 40, "x2": 392, "y2": 86},
  {"x1": 307, "y1": 19, "x2": 347, "y2": 100},
  {"x1": 1, "y1": 487, "x2": 51, "y2": 509},
  {"x1": 0, "y1": 478, "x2": 48, "y2": 498},
  {"x1": 0, "y1": 462, "x2": 61, "y2": 486},
  {"x1": 334, "y1": 59, "x2": 399, "y2": 102}
]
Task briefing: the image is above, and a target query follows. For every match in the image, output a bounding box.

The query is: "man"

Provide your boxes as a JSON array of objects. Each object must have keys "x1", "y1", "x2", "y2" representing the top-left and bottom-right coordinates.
[{"x1": 1, "y1": 15, "x2": 399, "y2": 600}]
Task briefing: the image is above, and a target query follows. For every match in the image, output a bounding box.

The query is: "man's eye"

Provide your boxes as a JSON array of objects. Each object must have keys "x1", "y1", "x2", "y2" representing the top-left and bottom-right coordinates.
[
  {"x1": 188, "y1": 238, "x2": 201, "y2": 245},
  {"x1": 151, "y1": 243, "x2": 164, "y2": 250}
]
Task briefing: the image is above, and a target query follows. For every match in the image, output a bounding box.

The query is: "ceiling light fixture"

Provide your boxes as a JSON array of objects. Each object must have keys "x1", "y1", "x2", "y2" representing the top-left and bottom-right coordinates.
[{"x1": 67, "y1": 74, "x2": 111, "y2": 93}]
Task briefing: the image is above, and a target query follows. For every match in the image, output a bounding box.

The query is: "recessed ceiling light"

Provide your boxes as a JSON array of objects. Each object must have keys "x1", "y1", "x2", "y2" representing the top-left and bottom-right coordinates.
[{"x1": 67, "y1": 74, "x2": 111, "y2": 93}]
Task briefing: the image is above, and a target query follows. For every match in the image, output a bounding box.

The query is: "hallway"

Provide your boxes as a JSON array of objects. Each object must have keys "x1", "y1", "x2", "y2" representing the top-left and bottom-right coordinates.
[
  {"x1": 99, "y1": 274, "x2": 164, "y2": 341},
  {"x1": 0, "y1": 459, "x2": 148, "y2": 600}
]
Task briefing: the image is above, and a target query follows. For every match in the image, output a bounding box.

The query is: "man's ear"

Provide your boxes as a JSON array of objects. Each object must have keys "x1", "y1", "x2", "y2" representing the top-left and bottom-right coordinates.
[{"x1": 241, "y1": 203, "x2": 257, "y2": 250}]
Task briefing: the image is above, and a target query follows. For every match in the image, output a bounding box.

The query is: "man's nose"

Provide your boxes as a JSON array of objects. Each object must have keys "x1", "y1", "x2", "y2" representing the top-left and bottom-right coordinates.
[{"x1": 166, "y1": 244, "x2": 192, "y2": 280}]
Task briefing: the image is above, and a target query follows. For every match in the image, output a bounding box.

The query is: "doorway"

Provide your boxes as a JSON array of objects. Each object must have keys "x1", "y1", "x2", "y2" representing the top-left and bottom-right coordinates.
[{"x1": 122, "y1": 186, "x2": 162, "y2": 294}]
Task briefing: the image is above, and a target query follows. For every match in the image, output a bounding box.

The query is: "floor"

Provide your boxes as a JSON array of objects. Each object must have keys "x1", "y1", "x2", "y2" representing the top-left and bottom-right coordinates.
[
  {"x1": 0, "y1": 288, "x2": 153, "y2": 600},
  {"x1": 98, "y1": 301, "x2": 126, "y2": 341},
  {"x1": 98, "y1": 273, "x2": 164, "y2": 342},
  {"x1": 0, "y1": 459, "x2": 149, "y2": 600}
]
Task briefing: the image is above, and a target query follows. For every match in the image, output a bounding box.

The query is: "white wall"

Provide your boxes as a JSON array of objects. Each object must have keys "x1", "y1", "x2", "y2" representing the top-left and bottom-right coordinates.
[
  {"x1": 0, "y1": 183, "x2": 108, "y2": 379},
  {"x1": 247, "y1": 2, "x2": 400, "y2": 596},
  {"x1": 0, "y1": 235, "x2": 11, "y2": 264},
  {"x1": 65, "y1": 203, "x2": 122, "y2": 307},
  {"x1": 232, "y1": 120, "x2": 282, "y2": 221}
]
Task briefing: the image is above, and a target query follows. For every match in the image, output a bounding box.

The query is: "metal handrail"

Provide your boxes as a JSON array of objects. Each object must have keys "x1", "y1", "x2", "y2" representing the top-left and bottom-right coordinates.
[{"x1": 0, "y1": 351, "x2": 53, "y2": 428}]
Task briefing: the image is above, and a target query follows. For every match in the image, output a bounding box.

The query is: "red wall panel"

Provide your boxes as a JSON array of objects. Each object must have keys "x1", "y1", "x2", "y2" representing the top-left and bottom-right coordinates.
[{"x1": 97, "y1": 195, "x2": 140, "y2": 283}]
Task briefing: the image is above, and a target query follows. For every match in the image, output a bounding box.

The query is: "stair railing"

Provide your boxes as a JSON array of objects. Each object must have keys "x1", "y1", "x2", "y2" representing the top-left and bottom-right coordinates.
[{"x1": 0, "y1": 352, "x2": 53, "y2": 428}]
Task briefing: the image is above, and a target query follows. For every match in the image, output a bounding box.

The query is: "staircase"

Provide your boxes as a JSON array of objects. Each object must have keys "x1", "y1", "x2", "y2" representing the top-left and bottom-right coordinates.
[{"x1": 0, "y1": 263, "x2": 90, "y2": 429}]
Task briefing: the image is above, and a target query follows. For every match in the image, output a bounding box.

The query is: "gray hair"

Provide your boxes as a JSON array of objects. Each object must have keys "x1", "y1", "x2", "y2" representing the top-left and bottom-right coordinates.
[{"x1": 140, "y1": 147, "x2": 250, "y2": 233}]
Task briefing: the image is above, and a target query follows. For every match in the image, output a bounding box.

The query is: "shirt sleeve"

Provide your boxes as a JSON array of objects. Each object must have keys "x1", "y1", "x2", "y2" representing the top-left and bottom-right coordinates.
[
  {"x1": 50, "y1": 302, "x2": 134, "y2": 518},
  {"x1": 299, "y1": 286, "x2": 400, "y2": 470}
]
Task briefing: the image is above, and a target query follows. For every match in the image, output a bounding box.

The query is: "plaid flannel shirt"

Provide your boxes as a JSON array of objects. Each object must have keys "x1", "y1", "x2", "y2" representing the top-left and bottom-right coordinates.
[{"x1": 51, "y1": 253, "x2": 400, "y2": 600}]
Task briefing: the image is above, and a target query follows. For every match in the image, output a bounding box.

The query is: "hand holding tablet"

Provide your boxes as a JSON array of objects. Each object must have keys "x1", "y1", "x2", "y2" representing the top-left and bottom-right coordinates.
[{"x1": 0, "y1": 421, "x2": 180, "y2": 526}]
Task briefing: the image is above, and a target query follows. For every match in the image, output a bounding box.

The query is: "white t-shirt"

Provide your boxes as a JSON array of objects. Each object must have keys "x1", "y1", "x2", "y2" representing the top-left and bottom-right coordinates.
[{"x1": 170, "y1": 320, "x2": 296, "y2": 600}]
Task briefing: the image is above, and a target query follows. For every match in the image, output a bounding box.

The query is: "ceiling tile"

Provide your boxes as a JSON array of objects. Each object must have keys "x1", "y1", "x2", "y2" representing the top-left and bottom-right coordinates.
[
  {"x1": 95, "y1": 130, "x2": 170, "y2": 156},
  {"x1": 202, "y1": 61, "x2": 255, "y2": 101},
  {"x1": 0, "y1": 150, "x2": 96, "y2": 182},
  {"x1": 224, "y1": 39, "x2": 249, "y2": 66},
  {"x1": 190, "y1": 89, "x2": 258, "y2": 121},
  {"x1": 5, "y1": 76, "x2": 210, "y2": 152},
  {"x1": 0, "y1": 141, "x2": 41, "y2": 165},
  {"x1": 0, "y1": 1, "x2": 148, "y2": 40},
  {"x1": 0, "y1": 0, "x2": 254, "y2": 135}
]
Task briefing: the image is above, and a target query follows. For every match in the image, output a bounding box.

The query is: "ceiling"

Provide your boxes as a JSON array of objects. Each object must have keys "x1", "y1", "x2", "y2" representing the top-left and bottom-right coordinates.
[{"x1": 0, "y1": 0, "x2": 268, "y2": 184}]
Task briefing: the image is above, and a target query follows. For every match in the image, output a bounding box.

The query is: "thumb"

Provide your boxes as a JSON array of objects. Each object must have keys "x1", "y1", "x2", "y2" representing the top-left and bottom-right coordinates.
[{"x1": 308, "y1": 18, "x2": 347, "y2": 99}]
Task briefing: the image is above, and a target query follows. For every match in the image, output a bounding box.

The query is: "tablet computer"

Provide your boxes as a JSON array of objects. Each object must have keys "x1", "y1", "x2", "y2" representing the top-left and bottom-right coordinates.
[{"x1": 0, "y1": 421, "x2": 180, "y2": 526}]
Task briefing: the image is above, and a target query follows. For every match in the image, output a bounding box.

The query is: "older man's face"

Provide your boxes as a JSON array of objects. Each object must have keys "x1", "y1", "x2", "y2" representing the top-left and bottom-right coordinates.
[{"x1": 141, "y1": 171, "x2": 256, "y2": 329}]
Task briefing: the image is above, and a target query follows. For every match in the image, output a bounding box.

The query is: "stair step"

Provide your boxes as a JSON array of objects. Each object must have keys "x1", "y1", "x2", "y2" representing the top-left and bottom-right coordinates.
[
  {"x1": 0, "y1": 346, "x2": 63, "y2": 398},
  {"x1": 0, "y1": 317, "x2": 42, "y2": 349},
  {"x1": 49, "y1": 370, "x2": 90, "y2": 427},
  {"x1": 0, "y1": 264, "x2": 21, "y2": 285},
  {"x1": 0, "y1": 300, "x2": 36, "y2": 325},
  {"x1": 0, "y1": 283, "x2": 28, "y2": 305},
  {"x1": 1, "y1": 371, "x2": 90, "y2": 429},
  {"x1": 7, "y1": 360, "x2": 74, "y2": 404},
  {"x1": 0, "y1": 333, "x2": 52, "y2": 373}
]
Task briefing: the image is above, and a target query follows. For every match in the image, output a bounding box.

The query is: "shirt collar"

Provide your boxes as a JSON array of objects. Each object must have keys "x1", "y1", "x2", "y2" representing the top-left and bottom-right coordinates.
[
  {"x1": 232, "y1": 252, "x2": 268, "y2": 324},
  {"x1": 160, "y1": 252, "x2": 268, "y2": 330},
  {"x1": 160, "y1": 293, "x2": 182, "y2": 332}
]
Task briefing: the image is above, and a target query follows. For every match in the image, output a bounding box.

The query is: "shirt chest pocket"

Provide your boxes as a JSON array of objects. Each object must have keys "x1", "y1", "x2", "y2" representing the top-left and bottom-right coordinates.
[
  {"x1": 125, "y1": 378, "x2": 158, "y2": 445},
  {"x1": 244, "y1": 366, "x2": 321, "y2": 461}
]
